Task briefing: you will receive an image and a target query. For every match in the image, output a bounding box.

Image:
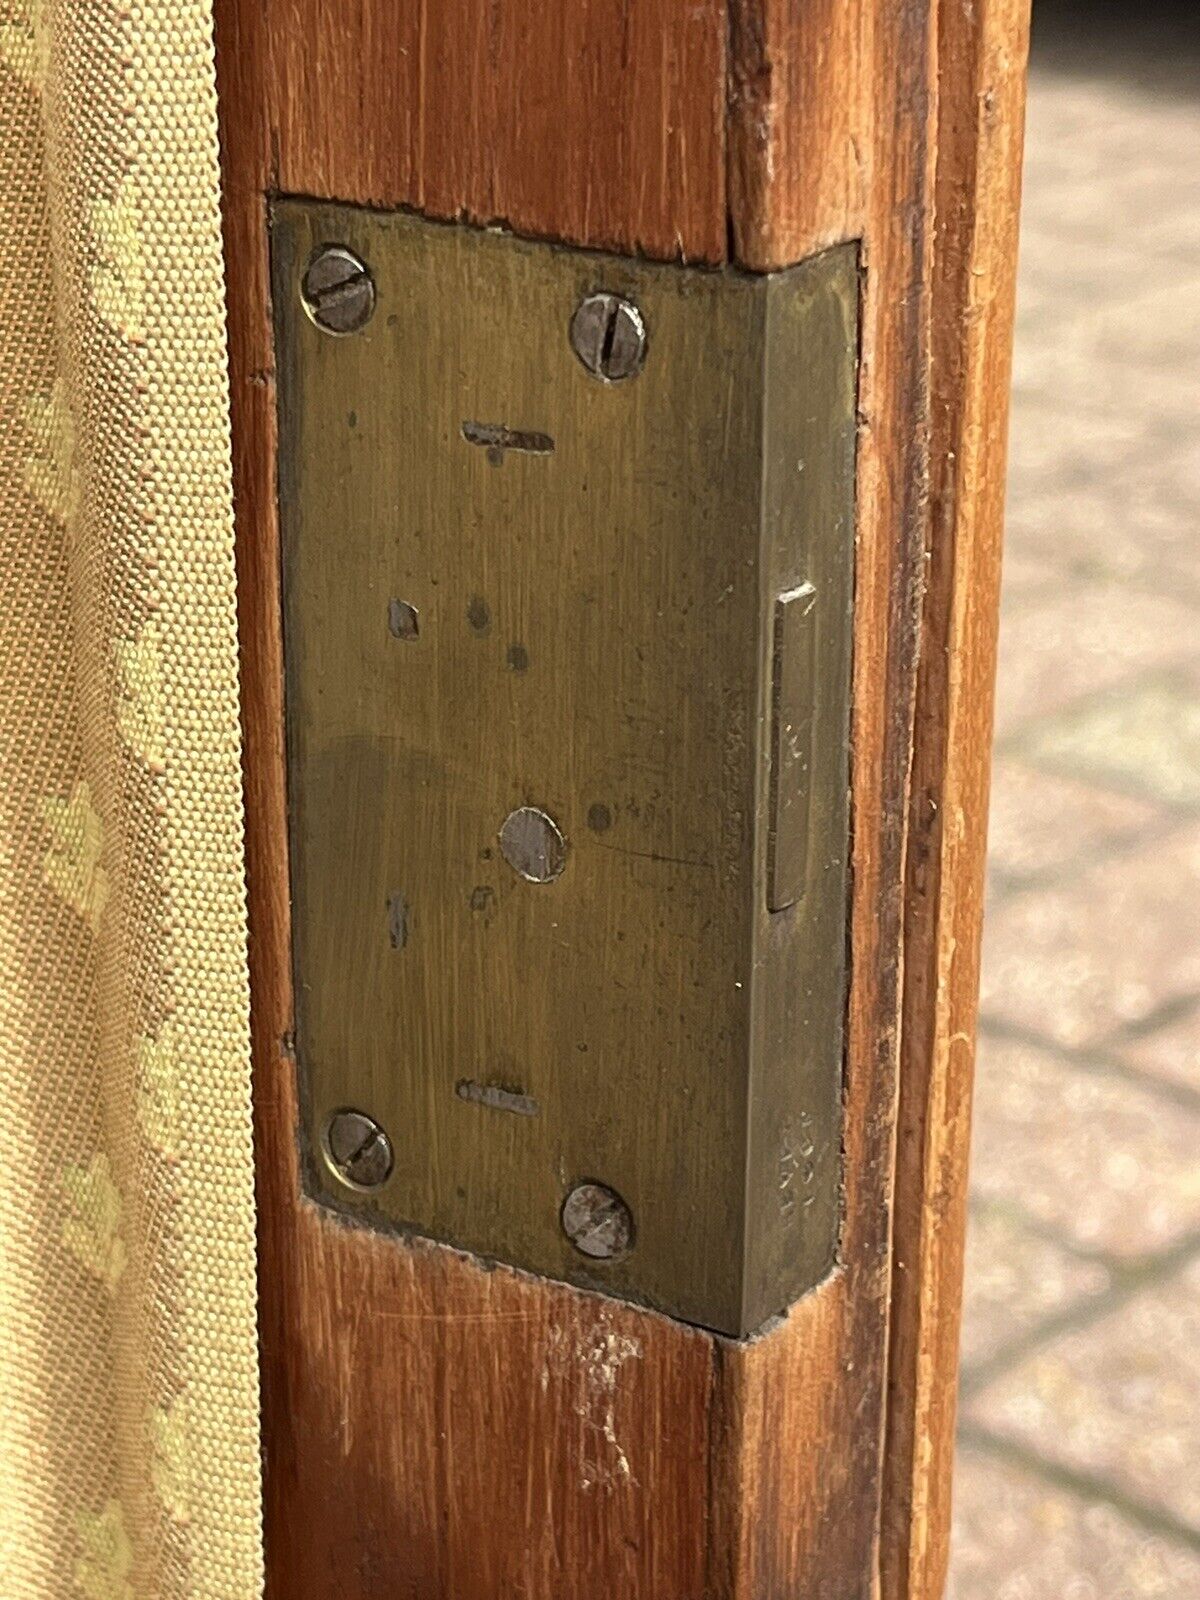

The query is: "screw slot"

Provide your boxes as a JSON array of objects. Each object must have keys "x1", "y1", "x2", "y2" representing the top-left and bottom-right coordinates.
[
  {"x1": 562, "y1": 1182, "x2": 634, "y2": 1260},
  {"x1": 569, "y1": 293, "x2": 647, "y2": 382},
  {"x1": 301, "y1": 244, "x2": 376, "y2": 335},
  {"x1": 324, "y1": 1108, "x2": 394, "y2": 1190}
]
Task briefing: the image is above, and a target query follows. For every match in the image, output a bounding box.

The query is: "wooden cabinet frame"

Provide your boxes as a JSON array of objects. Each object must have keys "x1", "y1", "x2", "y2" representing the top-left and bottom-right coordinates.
[{"x1": 213, "y1": 1, "x2": 1029, "y2": 1593}]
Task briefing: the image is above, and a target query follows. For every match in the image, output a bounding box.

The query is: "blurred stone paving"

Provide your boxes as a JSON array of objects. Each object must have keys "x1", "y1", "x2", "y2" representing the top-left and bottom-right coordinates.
[{"x1": 947, "y1": 8, "x2": 1200, "y2": 1599}]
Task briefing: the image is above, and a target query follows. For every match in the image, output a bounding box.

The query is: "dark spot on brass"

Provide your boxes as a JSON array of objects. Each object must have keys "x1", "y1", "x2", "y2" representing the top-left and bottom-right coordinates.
[
  {"x1": 499, "y1": 807, "x2": 567, "y2": 883},
  {"x1": 469, "y1": 885, "x2": 494, "y2": 913},
  {"x1": 467, "y1": 596, "x2": 491, "y2": 634},
  {"x1": 561, "y1": 1182, "x2": 634, "y2": 1260},
  {"x1": 386, "y1": 891, "x2": 410, "y2": 949},
  {"x1": 462, "y1": 420, "x2": 554, "y2": 464},
  {"x1": 324, "y1": 1109, "x2": 393, "y2": 1190},
  {"x1": 506, "y1": 643, "x2": 529, "y2": 672},
  {"x1": 586, "y1": 802, "x2": 613, "y2": 833},
  {"x1": 456, "y1": 1080, "x2": 540, "y2": 1117},
  {"x1": 347, "y1": 409, "x2": 357, "y2": 428},
  {"x1": 388, "y1": 598, "x2": 419, "y2": 641}
]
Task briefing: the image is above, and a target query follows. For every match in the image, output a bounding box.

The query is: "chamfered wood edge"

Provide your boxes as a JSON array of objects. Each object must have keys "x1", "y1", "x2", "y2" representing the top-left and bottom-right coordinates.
[
  {"x1": 212, "y1": 0, "x2": 1019, "y2": 1591},
  {"x1": 883, "y1": 3, "x2": 1031, "y2": 1597}
]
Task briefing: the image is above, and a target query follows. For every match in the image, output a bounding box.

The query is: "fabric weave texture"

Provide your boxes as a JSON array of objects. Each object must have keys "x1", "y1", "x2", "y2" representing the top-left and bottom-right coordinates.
[{"x1": 0, "y1": 1, "x2": 262, "y2": 1595}]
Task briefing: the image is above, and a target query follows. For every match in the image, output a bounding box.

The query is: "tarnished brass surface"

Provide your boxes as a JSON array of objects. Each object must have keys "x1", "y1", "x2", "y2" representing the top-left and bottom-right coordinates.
[{"x1": 272, "y1": 199, "x2": 857, "y2": 1336}]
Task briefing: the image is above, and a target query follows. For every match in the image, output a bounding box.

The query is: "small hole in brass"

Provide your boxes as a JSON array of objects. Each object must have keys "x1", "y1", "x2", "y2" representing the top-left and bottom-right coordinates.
[
  {"x1": 499, "y1": 807, "x2": 567, "y2": 883},
  {"x1": 388, "y1": 598, "x2": 420, "y2": 640}
]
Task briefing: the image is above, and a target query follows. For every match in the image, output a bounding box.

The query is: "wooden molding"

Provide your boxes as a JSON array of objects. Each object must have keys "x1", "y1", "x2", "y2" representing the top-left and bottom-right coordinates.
[{"x1": 884, "y1": 3, "x2": 1031, "y2": 1596}]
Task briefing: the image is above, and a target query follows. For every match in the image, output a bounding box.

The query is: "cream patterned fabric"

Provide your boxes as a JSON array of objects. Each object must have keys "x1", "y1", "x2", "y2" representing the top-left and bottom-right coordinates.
[{"x1": 0, "y1": 2, "x2": 262, "y2": 1596}]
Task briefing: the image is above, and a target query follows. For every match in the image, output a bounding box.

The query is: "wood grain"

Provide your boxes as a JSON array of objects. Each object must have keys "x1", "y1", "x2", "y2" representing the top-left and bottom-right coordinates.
[
  {"x1": 883, "y1": 4, "x2": 1031, "y2": 1597},
  {"x1": 267, "y1": 0, "x2": 729, "y2": 264},
  {"x1": 212, "y1": 0, "x2": 1023, "y2": 1590}
]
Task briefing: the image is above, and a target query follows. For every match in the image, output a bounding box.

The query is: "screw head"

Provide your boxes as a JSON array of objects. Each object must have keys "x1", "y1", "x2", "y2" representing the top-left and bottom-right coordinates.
[
  {"x1": 561, "y1": 1182, "x2": 634, "y2": 1260},
  {"x1": 324, "y1": 1108, "x2": 394, "y2": 1190},
  {"x1": 569, "y1": 293, "x2": 647, "y2": 381},
  {"x1": 300, "y1": 244, "x2": 376, "y2": 335},
  {"x1": 499, "y1": 806, "x2": 567, "y2": 883}
]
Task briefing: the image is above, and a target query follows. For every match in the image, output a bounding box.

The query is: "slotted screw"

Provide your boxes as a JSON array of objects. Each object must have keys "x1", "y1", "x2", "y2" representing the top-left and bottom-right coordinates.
[
  {"x1": 301, "y1": 245, "x2": 376, "y2": 335},
  {"x1": 561, "y1": 1182, "x2": 634, "y2": 1260},
  {"x1": 325, "y1": 1109, "x2": 394, "y2": 1190},
  {"x1": 569, "y1": 293, "x2": 647, "y2": 381}
]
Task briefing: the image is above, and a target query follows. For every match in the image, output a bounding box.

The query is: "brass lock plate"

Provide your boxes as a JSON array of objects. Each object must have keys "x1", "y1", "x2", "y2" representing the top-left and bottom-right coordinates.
[{"x1": 272, "y1": 199, "x2": 858, "y2": 1337}]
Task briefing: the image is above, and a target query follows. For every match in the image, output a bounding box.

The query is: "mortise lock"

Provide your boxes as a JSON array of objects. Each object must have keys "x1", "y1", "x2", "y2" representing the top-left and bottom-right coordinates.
[{"x1": 272, "y1": 200, "x2": 858, "y2": 1337}]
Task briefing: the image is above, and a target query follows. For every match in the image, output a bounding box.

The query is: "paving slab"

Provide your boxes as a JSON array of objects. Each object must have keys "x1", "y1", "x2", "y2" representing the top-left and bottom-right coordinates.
[{"x1": 949, "y1": 1442, "x2": 1200, "y2": 1600}]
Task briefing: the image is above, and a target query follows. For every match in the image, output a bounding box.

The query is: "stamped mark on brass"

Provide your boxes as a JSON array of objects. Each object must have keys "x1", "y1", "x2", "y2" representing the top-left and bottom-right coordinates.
[
  {"x1": 462, "y1": 420, "x2": 555, "y2": 466},
  {"x1": 456, "y1": 1080, "x2": 541, "y2": 1118}
]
